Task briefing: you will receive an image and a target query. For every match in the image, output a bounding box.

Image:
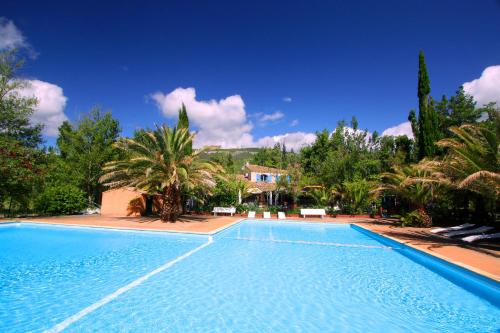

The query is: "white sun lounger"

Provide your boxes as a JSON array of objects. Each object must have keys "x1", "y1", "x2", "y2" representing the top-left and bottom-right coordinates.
[
  {"x1": 444, "y1": 226, "x2": 494, "y2": 238},
  {"x1": 263, "y1": 211, "x2": 271, "y2": 219},
  {"x1": 462, "y1": 232, "x2": 500, "y2": 243},
  {"x1": 278, "y1": 212, "x2": 286, "y2": 219},
  {"x1": 430, "y1": 223, "x2": 475, "y2": 234},
  {"x1": 247, "y1": 211, "x2": 256, "y2": 218}
]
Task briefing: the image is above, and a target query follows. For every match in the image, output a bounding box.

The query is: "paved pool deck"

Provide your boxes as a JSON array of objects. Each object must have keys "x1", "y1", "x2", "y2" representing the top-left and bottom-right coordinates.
[{"x1": 2, "y1": 215, "x2": 499, "y2": 281}]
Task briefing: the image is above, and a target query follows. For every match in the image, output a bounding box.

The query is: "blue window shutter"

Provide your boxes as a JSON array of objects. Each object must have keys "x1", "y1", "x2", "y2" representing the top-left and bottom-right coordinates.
[
  {"x1": 269, "y1": 175, "x2": 273, "y2": 183},
  {"x1": 256, "y1": 173, "x2": 260, "y2": 182}
]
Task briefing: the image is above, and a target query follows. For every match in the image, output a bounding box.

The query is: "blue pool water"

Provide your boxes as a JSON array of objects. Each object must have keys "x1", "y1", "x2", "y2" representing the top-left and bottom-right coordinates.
[{"x1": 0, "y1": 221, "x2": 499, "y2": 332}]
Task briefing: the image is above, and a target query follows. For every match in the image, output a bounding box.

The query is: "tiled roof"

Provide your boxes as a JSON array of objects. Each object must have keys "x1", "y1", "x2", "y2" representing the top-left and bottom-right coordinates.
[
  {"x1": 236, "y1": 174, "x2": 276, "y2": 192},
  {"x1": 246, "y1": 181, "x2": 276, "y2": 192},
  {"x1": 243, "y1": 163, "x2": 286, "y2": 174}
]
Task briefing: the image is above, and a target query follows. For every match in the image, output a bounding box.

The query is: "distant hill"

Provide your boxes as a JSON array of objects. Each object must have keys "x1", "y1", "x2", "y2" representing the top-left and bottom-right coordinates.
[{"x1": 202, "y1": 147, "x2": 261, "y2": 171}]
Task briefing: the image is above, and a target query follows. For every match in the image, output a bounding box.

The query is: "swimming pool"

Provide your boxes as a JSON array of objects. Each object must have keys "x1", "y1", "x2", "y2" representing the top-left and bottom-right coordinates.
[{"x1": 0, "y1": 221, "x2": 498, "y2": 332}]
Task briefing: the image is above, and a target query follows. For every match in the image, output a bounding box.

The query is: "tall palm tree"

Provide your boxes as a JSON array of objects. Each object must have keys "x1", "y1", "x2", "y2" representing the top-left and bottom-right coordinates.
[{"x1": 100, "y1": 125, "x2": 223, "y2": 222}]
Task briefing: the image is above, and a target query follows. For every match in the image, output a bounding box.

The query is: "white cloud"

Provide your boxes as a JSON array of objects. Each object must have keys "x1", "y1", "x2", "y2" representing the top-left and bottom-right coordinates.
[
  {"x1": 290, "y1": 119, "x2": 299, "y2": 127},
  {"x1": 283, "y1": 96, "x2": 292, "y2": 103},
  {"x1": 381, "y1": 121, "x2": 414, "y2": 139},
  {"x1": 463, "y1": 65, "x2": 500, "y2": 107},
  {"x1": 16, "y1": 80, "x2": 68, "y2": 136},
  {"x1": 257, "y1": 132, "x2": 316, "y2": 151},
  {"x1": 259, "y1": 111, "x2": 284, "y2": 122},
  {"x1": 0, "y1": 18, "x2": 27, "y2": 50},
  {"x1": 151, "y1": 87, "x2": 254, "y2": 148}
]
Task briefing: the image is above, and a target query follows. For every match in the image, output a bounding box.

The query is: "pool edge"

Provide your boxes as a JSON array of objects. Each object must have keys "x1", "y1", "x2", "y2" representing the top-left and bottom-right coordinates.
[
  {"x1": 352, "y1": 223, "x2": 500, "y2": 306},
  {"x1": 352, "y1": 223, "x2": 499, "y2": 283},
  {"x1": 3, "y1": 219, "x2": 245, "y2": 237}
]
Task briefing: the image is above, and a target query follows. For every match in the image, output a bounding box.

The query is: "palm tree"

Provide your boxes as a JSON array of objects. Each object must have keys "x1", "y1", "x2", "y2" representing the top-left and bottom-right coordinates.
[
  {"x1": 432, "y1": 124, "x2": 500, "y2": 221},
  {"x1": 375, "y1": 165, "x2": 444, "y2": 226},
  {"x1": 308, "y1": 186, "x2": 333, "y2": 207},
  {"x1": 342, "y1": 179, "x2": 377, "y2": 214},
  {"x1": 100, "y1": 125, "x2": 223, "y2": 222},
  {"x1": 435, "y1": 124, "x2": 499, "y2": 197}
]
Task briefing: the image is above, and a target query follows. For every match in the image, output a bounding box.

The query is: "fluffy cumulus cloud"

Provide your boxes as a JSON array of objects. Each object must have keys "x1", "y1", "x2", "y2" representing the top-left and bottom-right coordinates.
[
  {"x1": 16, "y1": 80, "x2": 68, "y2": 136},
  {"x1": 0, "y1": 17, "x2": 27, "y2": 50},
  {"x1": 282, "y1": 96, "x2": 292, "y2": 103},
  {"x1": 463, "y1": 65, "x2": 500, "y2": 107},
  {"x1": 151, "y1": 87, "x2": 254, "y2": 148},
  {"x1": 257, "y1": 132, "x2": 316, "y2": 151},
  {"x1": 381, "y1": 121, "x2": 414, "y2": 139}
]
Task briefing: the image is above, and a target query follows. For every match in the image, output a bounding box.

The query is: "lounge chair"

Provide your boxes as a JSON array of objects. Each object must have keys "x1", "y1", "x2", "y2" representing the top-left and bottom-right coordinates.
[
  {"x1": 263, "y1": 211, "x2": 271, "y2": 219},
  {"x1": 247, "y1": 211, "x2": 256, "y2": 218},
  {"x1": 278, "y1": 212, "x2": 286, "y2": 219},
  {"x1": 430, "y1": 223, "x2": 475, "y2": 234},
  {"x1": 444, "y1": 226, "x2": 494, "y2": 238},
  {"x1": 462, "y1": 232, "x2": 500, "y2": 243}
]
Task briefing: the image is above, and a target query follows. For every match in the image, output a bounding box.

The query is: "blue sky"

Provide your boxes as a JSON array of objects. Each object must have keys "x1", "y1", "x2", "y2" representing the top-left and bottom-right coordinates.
[{"x1": 2, "y1": 0, "x2": 500, "y2": 149}]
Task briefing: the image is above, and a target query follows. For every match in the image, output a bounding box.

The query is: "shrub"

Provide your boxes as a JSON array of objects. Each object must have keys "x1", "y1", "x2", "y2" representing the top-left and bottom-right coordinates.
[
  {"x1": 35, "y1": 185, "x2": 86, "y2": 215},
  {"x1": 399, "y1": 210, "x2": 430, "y2": 227}
]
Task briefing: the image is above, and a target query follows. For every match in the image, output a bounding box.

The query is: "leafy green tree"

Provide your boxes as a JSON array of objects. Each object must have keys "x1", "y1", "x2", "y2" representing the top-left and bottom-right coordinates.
[
  {"x1": 35, "y1": 184, "x2": 86, "y2": 215},
  {"x1": 252, "y1": 143, "x2": 286, "y2": 168},
  {"x1": 57, "y1": 108, "x2": 120, "y2": 206},
  {"x1": 209, "y1": 152, "x2": 235, "y2": 173},
  {"x1": 100, "y1": 124, "x2": 223, "y2": 222},
  {"x1": 377, "y1": 135, "x2": 413, "y2": 171},
  {"x1": 0, "y1": 50, "x2": 44, "y2": 213}
]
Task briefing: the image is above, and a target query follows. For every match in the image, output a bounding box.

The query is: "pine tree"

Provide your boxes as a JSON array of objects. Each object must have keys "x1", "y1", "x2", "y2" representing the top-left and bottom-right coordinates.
[{"x1": 448, "y1": 86, "x2": 479, "y2": 127}]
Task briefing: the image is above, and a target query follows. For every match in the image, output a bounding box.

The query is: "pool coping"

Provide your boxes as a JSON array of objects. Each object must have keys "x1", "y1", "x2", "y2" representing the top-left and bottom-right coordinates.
[
  {"x1": 353, "y1": 223, "x2": 500, "y2": 283},
  {"x1": 0, "y1": 218, "x2": 247, "y2": 236}
]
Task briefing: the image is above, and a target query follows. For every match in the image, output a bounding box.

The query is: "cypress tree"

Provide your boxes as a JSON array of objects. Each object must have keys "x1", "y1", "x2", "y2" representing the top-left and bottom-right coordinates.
[
  {"x1": 416, "y1": 51, "x2": 439, "y2": 159},
  {"x1": 177, "y1": 103, "x2": 192, "y2": 153},
  {"x1": 177, "y1": 103, "x2": 189, "y2": 129}
]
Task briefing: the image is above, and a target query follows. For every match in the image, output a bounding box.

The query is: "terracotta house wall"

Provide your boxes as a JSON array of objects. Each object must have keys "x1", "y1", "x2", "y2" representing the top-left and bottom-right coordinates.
[
  {"x1": 250, "y1": 172, "x2": 257, "y2": 182},
  {"x1": 101, "y1": 188, "x2": 146, "y2": 217}
]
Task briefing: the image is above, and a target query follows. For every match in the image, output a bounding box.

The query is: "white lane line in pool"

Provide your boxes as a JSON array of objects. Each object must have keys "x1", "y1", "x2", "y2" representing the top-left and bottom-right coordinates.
[
  {"x1": 44, "y1": 236, "x2": 213, "y2": 333},
  {"x1": 231, "y1": 237, "x2": 394, "y2": 249}
]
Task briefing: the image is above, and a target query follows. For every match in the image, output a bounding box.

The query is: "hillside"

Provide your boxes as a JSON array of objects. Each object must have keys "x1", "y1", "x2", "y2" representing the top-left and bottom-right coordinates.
[{"x1": 202, "y1": 147, "x2": 261, "y2": 171}]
